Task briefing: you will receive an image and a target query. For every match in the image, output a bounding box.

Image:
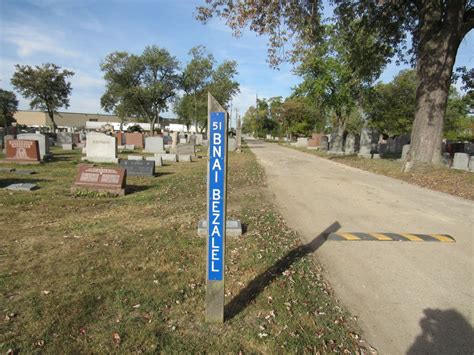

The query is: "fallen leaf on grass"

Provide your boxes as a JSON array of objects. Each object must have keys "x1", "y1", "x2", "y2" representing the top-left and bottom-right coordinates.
[{"x1": 112, "y1": 332, "x2": 121, "y2": 345}]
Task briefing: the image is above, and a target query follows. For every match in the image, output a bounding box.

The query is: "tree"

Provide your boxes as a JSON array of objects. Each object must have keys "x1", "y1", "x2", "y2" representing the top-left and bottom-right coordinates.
[
  {"x1": 11, "y1": 63, "x2": 74, "y2": 132},
  {"x1": 0, "y1": 89, "x2": 19, "y2": 129},
  {"x1": 175, "y1": 50, "x2": 239, "y2": 132},
  {"x1": 196, "y1": 1, "x2": 474, "y2": 170},
  {"x1": 444, "y1": 88, "x2": 473, "y2": 141},
  {"x1": 180, "y1": 46, "x2": 214, "y2": 129},
  {"x1": 281, "y1": 97, "x2": 318, "y2": 138},
  {"x1": 364, "y1": 69, "x2": 417, "y2": 137},
  {"x1": 101, "y1": 46, "x2": 180, "y2": 135}
]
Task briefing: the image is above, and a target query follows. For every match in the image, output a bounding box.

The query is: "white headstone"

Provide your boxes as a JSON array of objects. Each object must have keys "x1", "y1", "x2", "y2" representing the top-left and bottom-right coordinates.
[
  {"x1": 344, "y1": 134, "x2": 355, "y2": 154},
  {"x1": 145, "y1": 136, "x2": 164, "y2": 153},
  {"x1": 296, "y1": 137, "x2": 308, "y2": 148},
  {"x1": 146, "y1": 156, "x2": 163, "y2": 166},
  {"x1": 453, "y1": 153, "x2": 469, "y2": 171},
  {"x1": 196, "y1": 134, "x2": 204, "y2": 145},
  {"x1": 17, "y1": 133, "x2": 50, "y2": 160},
  {"x1": 228, "y1": 137, "x2": 237, "y2": 152},
  {"x1": 127, "y1": 155, "x2": 144, "y2": 160},
  {"x1": 83, "y1": 132, "x2": 118, "y2": 163}
]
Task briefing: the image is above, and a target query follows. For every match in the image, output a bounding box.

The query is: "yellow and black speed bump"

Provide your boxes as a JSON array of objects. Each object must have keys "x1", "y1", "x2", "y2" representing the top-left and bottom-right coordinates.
[{"x1": 327, "y1": 232, "x2": 455, "y2": 243}]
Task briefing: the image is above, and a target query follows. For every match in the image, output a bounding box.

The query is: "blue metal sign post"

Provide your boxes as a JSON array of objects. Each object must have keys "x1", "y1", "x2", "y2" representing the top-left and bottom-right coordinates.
[{"x1": 206, "y1": 93, "x2": 228, "y2": 323}]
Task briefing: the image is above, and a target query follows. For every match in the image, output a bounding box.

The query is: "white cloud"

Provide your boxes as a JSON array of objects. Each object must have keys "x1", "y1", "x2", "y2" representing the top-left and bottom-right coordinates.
[{"x1": 3, "y1": 23, "x2": 79, "y2": 58}]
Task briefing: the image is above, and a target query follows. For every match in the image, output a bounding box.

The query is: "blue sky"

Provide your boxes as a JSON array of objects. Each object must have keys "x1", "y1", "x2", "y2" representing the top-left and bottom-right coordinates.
[{"x1": 1, "y1": 0, "x2": 473, "y2": 123}]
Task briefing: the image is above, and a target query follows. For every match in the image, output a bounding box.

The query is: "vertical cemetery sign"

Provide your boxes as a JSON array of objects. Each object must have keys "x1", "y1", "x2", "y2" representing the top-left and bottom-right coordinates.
[{"x1": 206, "y1": 93, "x2": 228, "y2": 323}]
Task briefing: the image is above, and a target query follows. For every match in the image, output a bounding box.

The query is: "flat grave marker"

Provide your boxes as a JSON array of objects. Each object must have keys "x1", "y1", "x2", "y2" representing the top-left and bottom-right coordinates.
[{"x1": 72, "y1": 165, "x2": 126, "y2": 196}]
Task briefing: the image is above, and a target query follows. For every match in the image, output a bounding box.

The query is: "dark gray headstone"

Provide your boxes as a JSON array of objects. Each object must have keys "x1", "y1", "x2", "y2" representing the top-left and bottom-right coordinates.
[{"x1": 119, "y1": 159, "x2": 155, "y2": 176}]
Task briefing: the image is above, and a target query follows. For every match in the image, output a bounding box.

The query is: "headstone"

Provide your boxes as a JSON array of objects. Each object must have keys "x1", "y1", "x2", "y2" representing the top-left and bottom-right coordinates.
[
  {"x1": 125, "y1": 132, "x2": 144, "y2": 149},
  {"x1": 15, "y1": 170, "x2": 36, "y2": 175},
  {"x1": 116, "y1": 132, "x2": 125, "y2": 145},
  {"x1": 378, "y1": 142, "x2": 388, "y2": 155},
  {"x1": 62, "y1": 143, "x2": 73, "y2": 150},
  {"x1": 228, "y1": 137, "x2": 237, "y2": 152},
  {"x1": 125, "y1": 144, "x2": 135, "y2": 150},
  {"x1": 176, "y1": 143, "x2": 195, "y2": 156},
  {"x1": 386, "y1": 137, "x2": 396, "y2": 154},
  {"x1": 118, "y1": 145, "x2": 126, "y2": 150},
  {"x1": 395, "y1": 135, "x2": 410, "y2": 154},
  {"x1": 83, "y1": 132, "x2": 118, "y2": 163},
  {"x1": 72, "y1": 165, "x2": 126, "y2": 195},
  {"x1": 156, "y1": 153, "x2": 177, "y2": 162},
  {"x1": 163, "y1": 135, "x2": 173, "y2": 145},
  {"x1": 189, "y1": 134, "x2": 197, "y2": 145},
  {"x1": 469, "y1": 156, "x2": 474, "y2": 172},
  {"x1": 3, "y1": 140, "x2": 41, "y2": 164},
  {"x1": 452, "y1": 153, "x2": 469, "y2": 171},
  {"x1": 57, "y1": 132, "x2": 73, "y2": 147},
  {"x1": 344, "y1": 134, "x2": 356, "y2": 154},
  {"x1": 196, "y1": 133, "x2": 204, "y2": 145},
  {"x1": 359, "y1": 126, "x2": 372, "y2": 155},
  {"x1": 171, "y1": 132, "x2": 178, "y2": 149},
  {"x1": 127, "y1": 155, "x2": 144, "y2": 160},
  {"x1": 329, "y1": 133, "x2": 343, "y2": 153},
  {"x1": 5, "y1": 183, "x2": 38, "y2": 191},
  {"x1": 401, "y1": 144, "x2": 410, "y2": 160},
  {"x1": 119, "y1": 160, "x2": 155, "y2": 176},
  {"x1": 145, "y1": 156, "x2": 163, "y2": 166},
  {"x1": 178, "y1": 154, "x2": 192, "y2": 162},
  {"x1": 144, "y1": 136, "x2": 165, "y2": 153},
  {"x1": 296, "y1": 137, "x2": 308, "y2": 148},
  {"x1": 17, "y1": 133, "x2": 50, "y2": 160},
  {"x1": 320, "y1": 136, "x2": 329, "y2": 150},
  {"x1": 179, "y1": 137, "x2": 187, "y2": 144}
]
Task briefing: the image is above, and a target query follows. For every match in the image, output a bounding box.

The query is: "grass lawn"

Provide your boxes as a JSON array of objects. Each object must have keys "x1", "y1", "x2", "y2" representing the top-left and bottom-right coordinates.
[
  {"x1": 0, "y1": 145, "x2": 363, "y2": 353},
  {"x1": 281, "y1": 144, "x2": 474, "y2": 201}
]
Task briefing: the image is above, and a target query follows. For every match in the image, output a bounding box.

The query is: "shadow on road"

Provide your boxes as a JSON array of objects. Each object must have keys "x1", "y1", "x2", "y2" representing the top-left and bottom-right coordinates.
[
  {"x1": 407, "y1": 308, "x2": 474, "y2": 355},
  {"x1": 225, "y1": 221, "x2": 341, "y2": 321}
]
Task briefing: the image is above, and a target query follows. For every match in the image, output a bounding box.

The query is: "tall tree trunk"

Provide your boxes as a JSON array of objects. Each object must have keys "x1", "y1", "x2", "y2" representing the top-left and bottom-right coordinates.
[
  {"x1": 150, "y1": 117, "x2": 157, "y2": 136},
  {"x1": 403, "y1": 1, "x2": 464, "y2": 171},
  {"x1": 48, "y1": 111, "x2": 57, "y2": 133}
]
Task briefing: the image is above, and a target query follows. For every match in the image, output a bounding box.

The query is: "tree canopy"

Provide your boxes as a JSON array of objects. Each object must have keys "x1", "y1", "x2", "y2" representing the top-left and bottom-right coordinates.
[
  {"x1": 0, "y1": 89, "x2": 19, "y2": 129},
  {"x1": 174, "y1": 46, "x2": 239, "y2": 132},
  {"x1": 101, "y1": 46, "x2": 180, "y2": 135},
  {"x1": 11, "y1": 63, "x2": 74, "y2": 132}
]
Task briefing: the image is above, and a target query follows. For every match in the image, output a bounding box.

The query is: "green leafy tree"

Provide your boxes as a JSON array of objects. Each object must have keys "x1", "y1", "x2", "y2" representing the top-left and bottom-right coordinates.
[
  {"x1": 281, "y1": 96, "x2": 318, "y2": 138},
  {"x1": 364, "y1": 69, "x2": 417, "y2": 137},
  {"x1": 11, "y1": 63, "x2": 74, "y2": 132},
  {"x1": 444, "y1": 88, "x2": 473, "y2": 141},
  {"x1": 196, "y1": 1, "x2": 474, "y2": 170},
  {"x1": 0, "y1": 89, "x2": 19, "y2": 129},
  {"x1": 175, "y1": 50, "x2": 239, "y2": 132},
  {"x1": 180, "y1": 46, "x2": 214, "y2": 129},
  {"x1": 101, "y1": 46, "x2": 180, "y2": 135},
  {"x1": 294, "y1": 25, "x2": 370, "y2": 149}
]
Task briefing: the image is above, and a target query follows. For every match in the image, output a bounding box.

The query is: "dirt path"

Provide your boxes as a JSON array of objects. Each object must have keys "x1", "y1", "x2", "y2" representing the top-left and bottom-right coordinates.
[{"x1": 248, "y1": 139, "x2": 474, "y2": 354}]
